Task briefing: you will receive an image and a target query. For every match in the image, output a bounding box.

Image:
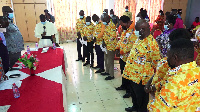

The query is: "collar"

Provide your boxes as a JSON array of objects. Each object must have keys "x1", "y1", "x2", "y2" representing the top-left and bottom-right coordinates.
[{"x1": 167, "y1": 61, "x2": 197, "y2": 76}]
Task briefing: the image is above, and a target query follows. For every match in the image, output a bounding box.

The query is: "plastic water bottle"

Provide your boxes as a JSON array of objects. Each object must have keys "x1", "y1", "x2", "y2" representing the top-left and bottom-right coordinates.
[
  {"x1": 35, "y1": 42, "x2": 38, "y2": 51},
  {"x1": 27, "y1": 46, "x2": 30, "y2": 54},
  {"x1": 53, "y1": 43, "x2": 56, "y2": 50},
  {"x1": 12, "y1": 83, "x2": 20, "y2": 98}
]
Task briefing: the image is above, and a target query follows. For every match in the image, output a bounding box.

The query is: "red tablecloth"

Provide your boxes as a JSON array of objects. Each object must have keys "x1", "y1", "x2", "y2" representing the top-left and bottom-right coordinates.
[{"x1": 0, "y1": 48, "x2": 67, "y2": 112}]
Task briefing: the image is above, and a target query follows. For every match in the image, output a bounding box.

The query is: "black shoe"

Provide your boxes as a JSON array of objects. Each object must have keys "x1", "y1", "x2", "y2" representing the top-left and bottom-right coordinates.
[
  {"x1": 125, "y1": 106, "x2": 138, "y2": 112},
  {"x1": 82, "y1": 59, "x2": 85, "y2": 62},
  {"x1": 95, "y1": 69, "x2": 105, "y2": 73},
  {"x1": 55, "y1": 43, "x2": 60, "y2": 47},
  {"x1": 101, "y1": 72, "x2": 110, "y2": 76},
  {"x1": 93, "y1": 65, "x2": 100, "y2": 69},
  {"x1": 76, "y1": 58, "x2": 82, "y2": 61},
  {"x1": 83, "y1": 63, "x2": 90, "y2": 66},
  {"x1": 115, "y1": 86, "x2": 126, "y2": 91},
  {"x1": 123, "y1": 93, "x2": 131, "y2": 98},
  {"x1": 105, "y1": 76, "x2": 114, "y2": 80}
]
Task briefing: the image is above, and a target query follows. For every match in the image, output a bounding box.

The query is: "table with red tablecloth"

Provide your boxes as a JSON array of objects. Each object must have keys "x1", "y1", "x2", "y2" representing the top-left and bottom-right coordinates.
[{"x1": 0, "y1": 47, "x2": 68, "y2": 112}]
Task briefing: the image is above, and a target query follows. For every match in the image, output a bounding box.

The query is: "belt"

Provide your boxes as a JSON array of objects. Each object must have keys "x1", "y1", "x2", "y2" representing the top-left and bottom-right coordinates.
[{"x1": 42, "y1": 36, "x2": 53, "y2": 43}]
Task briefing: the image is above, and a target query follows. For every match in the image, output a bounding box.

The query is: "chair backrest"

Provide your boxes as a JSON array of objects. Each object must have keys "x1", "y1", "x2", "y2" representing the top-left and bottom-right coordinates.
[{"x1": 153, "y1": 29, "x2": 162, "y2": 39}]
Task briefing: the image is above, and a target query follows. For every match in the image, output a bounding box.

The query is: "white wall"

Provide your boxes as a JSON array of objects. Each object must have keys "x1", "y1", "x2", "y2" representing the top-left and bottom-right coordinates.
[{"x1": 106, "y1": 0, "x2": 115, "y2": 14}]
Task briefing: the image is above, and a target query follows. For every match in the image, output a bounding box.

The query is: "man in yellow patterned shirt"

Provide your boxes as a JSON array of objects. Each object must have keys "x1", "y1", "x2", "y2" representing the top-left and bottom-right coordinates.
[
  {"x1": 115, "y1": 15, "x2": 137, "y2": 99},
  {"x1": 123, "y1": 19, "x2": 161, "y2": 112},
  {"x1": 149, "y1": 38, "x2": 200, "y2": 112},
  {"x1": 123, "y1": 6, "x2": 132, "y2": 20},
  {"x1": 92, "y1": 14, "x2": 105, "y2": 73},
  {"x1": 76, "y1": 10, "x2": 85, "y2": 62},
  {"x1": 82, "y1": 16, "x2": 94, "y2": 67},
  {"x1": 99, "y1": 14, "x2": 117, "y2": 80}
]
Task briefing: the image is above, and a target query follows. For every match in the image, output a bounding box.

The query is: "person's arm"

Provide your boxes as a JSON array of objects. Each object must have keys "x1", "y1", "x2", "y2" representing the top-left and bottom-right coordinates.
[
  {"x1": 150, "y1": 39, "x2": 161, "y2": 69},
  {"x1": 144, "y1": 74, "x2": 155, "y2": 93},
  {"x1": 97, "y1": 24, "x2": 105, "y2": 40},
  {"x1": 149, "y1": 78, "x2": 179, "y2": 111},
  {"x1": 34, "y1": 24, "x2": 42, "y2": 38}
]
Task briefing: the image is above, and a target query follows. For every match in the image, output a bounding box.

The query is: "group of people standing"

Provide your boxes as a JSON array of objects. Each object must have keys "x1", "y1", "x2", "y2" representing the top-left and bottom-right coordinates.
[{"x1": 76, "y1": 6, "x2": 200, "y2": 111}]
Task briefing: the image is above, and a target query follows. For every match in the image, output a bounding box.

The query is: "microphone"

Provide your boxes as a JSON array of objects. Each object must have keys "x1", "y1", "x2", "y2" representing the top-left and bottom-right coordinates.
[{"x1": 43, "y1": 26, "x2": 46, "y2": 32}]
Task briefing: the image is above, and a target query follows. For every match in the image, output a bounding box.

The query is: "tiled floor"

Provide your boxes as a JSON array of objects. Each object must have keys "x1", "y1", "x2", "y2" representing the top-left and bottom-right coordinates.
[{"x1": 23, "y1": 42, "x2": 132, "y2": 112}]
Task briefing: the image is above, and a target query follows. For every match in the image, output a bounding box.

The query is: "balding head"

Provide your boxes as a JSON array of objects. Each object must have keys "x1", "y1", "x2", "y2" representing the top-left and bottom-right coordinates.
[{"x1": 135, "y1": 19, "x2": 150, "y2": 39}]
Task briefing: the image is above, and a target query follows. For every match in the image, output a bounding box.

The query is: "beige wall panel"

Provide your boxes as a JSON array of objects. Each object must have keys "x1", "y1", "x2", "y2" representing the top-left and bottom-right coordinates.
[
  {"x1": 35, "y1": 0, "x2": 46, "y2": 3},
  {"x1": 25, "y1": 4, "x2": 38, "y2": 42},
  {"x1": 35, "y1": 4, "x2": 46, "y2": 24},
  {"x1": 12, "y1": 0, "x2": 24, "y2": 3},
  {"x1": 14, "y1": 4, "x2": 29, "y2": 42},
  {"x1": 24, "y1": 0, "x2": 35, "y2": 3}
]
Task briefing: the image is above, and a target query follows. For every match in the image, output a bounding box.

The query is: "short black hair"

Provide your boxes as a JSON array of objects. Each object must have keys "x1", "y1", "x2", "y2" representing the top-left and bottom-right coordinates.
[
  {"x1": 44, "y1": 9, "x2": 48, "y2": 12},
  {"x1": 167, "y1": 15, "x2": 177, "y2": 25},
  {"x1": 120, "y1": 15, "x2": 130, "y2": 23},
  {"x1": 140, "y1": 9, "x2": 147, "y2": 19},
  {"x1": 170, "y1": 38, "x2": 194, "y2": 60},
  {"x1": 92, "y1": 14, "x2": 98, "y2": 19},
  {"x1": 2, "y1": 6, "x2": 13, "y2": 12},
  {"x1": 0, "y1": 16, "x2": 8, "y2": 28},
  {"x1": 169, "y1": 28, "x2": 191, "y2": 42},
  {"x1": 40, "y1": 14, "x2": 45, "y2": 20},
  {"x1": 86, "y1": 16, "x2": 91, "y2": 21},
  {"x1": 159, "y1": 10, "x2": 164, "y2": 15},
  {"x1": 196, "y1": 17, "x2": 199, "y2": 19}
]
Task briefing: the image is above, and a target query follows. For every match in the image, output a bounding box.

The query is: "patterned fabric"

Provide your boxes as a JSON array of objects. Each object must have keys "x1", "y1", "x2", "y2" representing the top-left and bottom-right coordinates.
[
  {"x1": 103, "y1": 22, "x2": 117, "y2": 51},
  {"x1": 153, "y1": 15, "x2": 165, "y2": 31},
  {"x1": 93, "y1": 22, "x2": 103, "y2": 45},
  {"x1": 0, "y1": 57, "x2": 3, "y2": 81},
  {"x1": 116, "y1": 23, "x2": 137, "y2": 62},
  {"x1": 193, "y1": 25, "x2": 200, "y2": 31},
  {"x1": 149, "y1": 61, "x2": 200, "y2": 112},
  {"x1": 0, "y1": 32, "x2": 6, "y2": 46},
  {"x1": 76, "y1": 17, "x2": 86, "y2": 38},
  {"x1": 82, "y1": 23, "x2": 94, "y2": 42},
  {"x1": 123, "y1": 11, "x2": 132, "y2": 20},
  {"x1": 156, "y1": 28, "x2": 175, "y2": 58},
  {"x1": 195, "y1": 48, "x2": 200, "y2": 66},
  {"x1": 122, "y1": 35, "x2": 161, "y2": 85},
  {"x1": 151, "y1": 57, "x2": 169, "y2": 91},
  {"x1": 3, "y1": 21, "x2": 24, "y2": 54}
]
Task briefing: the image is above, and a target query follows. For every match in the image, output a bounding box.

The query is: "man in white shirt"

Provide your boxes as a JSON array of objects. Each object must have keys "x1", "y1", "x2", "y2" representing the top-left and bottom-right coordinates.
[{"x1": 34, "y1": 14, "x2": 59, "y2": 48}]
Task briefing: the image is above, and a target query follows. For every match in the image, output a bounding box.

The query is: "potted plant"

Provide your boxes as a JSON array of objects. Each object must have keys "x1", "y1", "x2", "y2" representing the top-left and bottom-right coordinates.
[{"x1": 18, "y1": 53, "x2": 39, "y2": 76}]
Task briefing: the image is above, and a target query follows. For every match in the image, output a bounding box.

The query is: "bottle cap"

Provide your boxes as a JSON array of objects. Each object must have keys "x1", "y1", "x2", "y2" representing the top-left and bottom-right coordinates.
[{"x1": 12, "y1": 83, "x2": 16, "y2": 86}]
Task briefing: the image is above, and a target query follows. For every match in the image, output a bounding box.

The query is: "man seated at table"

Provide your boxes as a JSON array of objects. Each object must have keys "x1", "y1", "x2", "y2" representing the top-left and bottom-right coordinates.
[
  {"x1": 0, "y1": 16, "x2": 9, "y2": 74},
  {"x1": 148, "y1": 38, "x2": 200, "y2": 111},
  {"x1": 34, "y1": 14, "x2": 59, "y2": 48}
]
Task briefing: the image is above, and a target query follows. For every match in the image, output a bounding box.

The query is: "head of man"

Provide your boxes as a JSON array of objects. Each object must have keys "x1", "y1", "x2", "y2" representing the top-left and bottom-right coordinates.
[
  {"x1": 104, "y1": 9, "x2": 108, "y2": 14},
  {"x1": 125, "y1": 6, "x2": 129, "y2": 12},
  {"x1": 0, "y1": 16, "x2": 9, "y2": 28},
  {"x1": 167, "y1": 38, "x2": 194, "y2": 69},
  {"x1": 79, "y1": 10, "x2": 84, "y2": 19},
  {"x1": 120, "y1": 15, "x2": 131, "y2": 30},
  {"x1": 110, "y1": 9, "x2": 114, "y2": 17},
  {"x1": 166, "y1": 15, "x2": 177, "y2": 30},
  {"x1": 159, "y1": 10, "x2": 164, "y2": 16},
  {"x1": 44, "y1": 9, "x2": 48, "y2": 16},
  {"x1": 178, "y1": 9, "x2": 182, "y2": 15},
  {"x1": 92, "y1": 14, "x2": 99, "y2": 22},
  {"x1": 86, "y1": 16, "x2": 91, "y2": 25},
  {"x1": 40, "y1": 14, "x2": 46, "y2": 22},
  {"x1": 195, "y1": 17, "x2": 199, "y2": 23},
  {"x1": 171, "y1": 9, "x2": 177, "y2": 15},
  {"x1": 2, "y1": 6, "x2": 13, "y2": 19},
  {"x1": 102, "y1": 14, "x2": 110, "y2": 25},
  {"x1": 135, "y1": 19, "x2": 150, "y2": 39},
  {"x1": 169, "y1": 28, "x2": 191, "y2": 42}
]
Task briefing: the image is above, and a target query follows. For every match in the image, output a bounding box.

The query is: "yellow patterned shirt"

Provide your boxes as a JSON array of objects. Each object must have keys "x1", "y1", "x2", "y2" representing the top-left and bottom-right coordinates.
[
  {"x1": 82, "y1": 23, "x2": 94, "y2": 42},
  {"x1": 152, "y1": 57, "x2": 169, "y2": 91},
  {"x1": 149, "y1": 61, "x2": 200, "y2": 112},
  {"x1": 195, "y1": 48, "x2": 200, "y2": 66},
  {"x1": 122, "y1": 35, "x2": 161, "y2": 85},
  {"x1": 103, "y1": 22, "x2": 117, "y2": 51},
  {"x1": 116, "y1": 23, "x2": 137, "y2": 62},
  {"x1": 76, "y1": 17, "x2": 86, "y2": 38},
  {"x1": 93, "y1": 22, "x2": 103, "y2": 45}
]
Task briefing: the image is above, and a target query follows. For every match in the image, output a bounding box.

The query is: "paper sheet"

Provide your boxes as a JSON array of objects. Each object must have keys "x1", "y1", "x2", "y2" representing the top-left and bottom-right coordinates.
[
  {"x1": 0, "y1": 105, "x2": 11, "y2": 112},
  {"x1": 100, "y1": 44, "x2": 107, "y2": 54}
]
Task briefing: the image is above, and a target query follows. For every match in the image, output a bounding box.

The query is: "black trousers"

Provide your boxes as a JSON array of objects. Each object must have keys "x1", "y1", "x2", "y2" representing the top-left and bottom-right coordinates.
[
  {"x1": 130, "y1": 81, "x2": 149, "y2": 112},
  {"x1": 86, "y1": 42, "x2": 94, "y2": 64},
  {"x1": 119, "y1": 59, "x2": 131, "y2": 93},
  {"x1": 9, "y1": 51, "x2": 21, "y2": 69},
  {"x1": 95, "y1": 44, "x2": 104, "y2": 69},
  {"x1": 0, "y1": 43, "x2": 9, "y2": 73},
  {"x1": 77, "y1": 38, "x2": 82, "y2": 59}
]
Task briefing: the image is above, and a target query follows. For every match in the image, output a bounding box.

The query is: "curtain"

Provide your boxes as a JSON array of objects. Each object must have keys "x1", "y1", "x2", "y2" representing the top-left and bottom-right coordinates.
[
  {"x1": 114, "y1": 0, "x2": 162, "y2": 24},
  {"x1": 53, "y1": 0, "x2": 106, "y2": 43}
]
